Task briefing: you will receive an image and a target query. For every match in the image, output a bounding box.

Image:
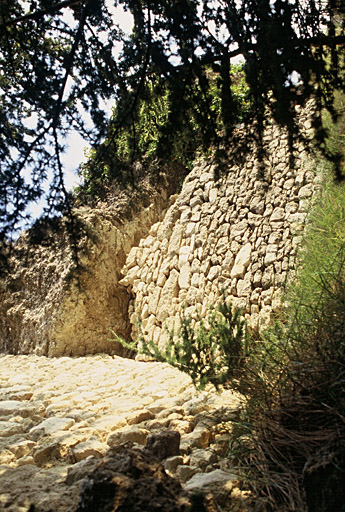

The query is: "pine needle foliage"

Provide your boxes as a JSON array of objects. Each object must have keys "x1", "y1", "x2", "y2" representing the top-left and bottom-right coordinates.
[{"x1": 140, "y1": 299, "x2": 248, "y2": 391}]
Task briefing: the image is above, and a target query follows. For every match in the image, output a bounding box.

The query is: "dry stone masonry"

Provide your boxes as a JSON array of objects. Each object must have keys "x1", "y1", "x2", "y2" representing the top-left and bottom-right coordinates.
[
  {"x1": 0, "y1": 105, "x2": 317, "y2": 358},
  {"x1": 120, "y1": 110, "x2": 318, "y2": 351}
]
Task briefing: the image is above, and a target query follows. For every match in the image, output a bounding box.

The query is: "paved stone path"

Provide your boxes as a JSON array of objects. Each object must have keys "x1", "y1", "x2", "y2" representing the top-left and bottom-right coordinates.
[{"x1": 0, "y1": 354, "x2": 242, "y2": 512}]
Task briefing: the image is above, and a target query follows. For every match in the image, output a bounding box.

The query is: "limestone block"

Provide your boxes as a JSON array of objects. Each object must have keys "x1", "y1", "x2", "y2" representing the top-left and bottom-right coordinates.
[
  {"x1": 169, "y1": 419, "x2": 194, "y2": 435},
  {"x1": 91, "y1": 415, "x2": 127, "y2": 432},
  {"x1": 261, "y1": 289, "x2": 273, "y2": 305},
  {"x1": 16, "y1": 455, "x2": 35, "y2": 466},
  {"x1": 157, "y1": 272, "x2": 167, "y2": 288},
  {"x1": 230, "y1": 243, "x2": 252, "y2": 279},
  {"x1": 190, "y1": 273, "x2": 200, "y2": 288},
  {"x1": 191, "y1": 210, "x2": 201, "y2": 222},
  {"x1": 127, "y1": 409, "x2": 154, "y2": 425},
  {"x1": 178, "y1": 245, "x2": 192, "y2": 268},
  {"x1": 184, "y1": 469, "x2": 237, "y2": 493},
  {"x1": 157, "y1": 269, "x2": 179, "y2": 323},
  {"x1": 183, "y1": 222, "x2": 195, "y2": 238},
  {"x1": 283, "y1": 178, "x2": 295, "y2": 190},
  {"x1": 288, "y1": 212, "x2": 307, "y2": 224},
  {"x1": 186, "y1": 287, "x2": 202, "y2": 306},
  {"x1": 33, "y1": 441, "x2": 62, "y2": 465},
  {"x1": 157, "y1": 221, "x2": 174, "y2": 240},
  {"x1": 264, "y1": 204, "x2": 273, "y2": 217},
  {"x1": 298, "y1": 183, "x2": 313, "y2": 198},
  {"x1": 199, "y1": 171, "x2": 214, "y2": 185},
  {"x1": 295, "y1": 170, "x2": 305, "y2": 186},
  {"x1": 138, "y1": 247, "x2": 150, "y2": 267},
  {"x1": 163, "y1": 455, "x2": 184, "y2": 474},
  {"x1": 141, "y1": 234, "x2": 156, "y2": 249},
  {"x1": 180, "y1": 209, "x2": 192, "y2": 223},
  {"x1": 271, "y1": 290, "x2": 283, "y2": 313},
  {"x1": 0, "y1": 400, "x2": 26, "y2": 416},
  {"x1": 0, "y1": 449, "x2": 16, "y2": 465},
  {"x1": 178, "y1": 179, "x2": 197, "y2": 203},
  {"x1": 231, "y1": 220, "x2": 248, "y2": 237},
  {"x1": 124, "y1": 246, "x2": 142, "y2": 271},
  {"x1": 189, "y1": 449, "x2": 218, "y2": 471},
  {"x1": 230, "y1": 240, "x2": 241, "y2": 254},
  {"x1": 258, "y1": 306, "x2": 272, "y2": 329},
  {"x1": 237, "y1": 274, "x2": 252, "y2": 297},
  {"x1": 29, "y1": 417, "x2": 75, "y2": 440},
  {"x1": 168, "y1": 224, "x2": 184, "y2": 256},
  {"x1": 72, "y1": 438, "x2": 108, "y2": 462},
  {"x1": 213, "y1": 433, "x2": 231, "y2": 456},
  {"x1": 9, "y1": 439, "x2": 36, "y2": 458},
  {"x1": 208, "y1": 187, "x2": 218, "y2": 204},
  {"x1": 207, "y1": 265, "x2": 221, "y2": 282},
  {"x1": 264, "y1": 244, "x2": 278, "y2": 266},
  {"x1": 141, "y1": 314, "x2": 156, "y2": 333},
  {"x1": 191, "y1": 258, "x2": 201, "y2": 273},
  {"x1": 106, "y1": 426, "x2": 149, "y2": 448},
  {"x1": 249, "y1": 196, "x2": 265, "y2": 214},
  {"x1": 149, "y1": 222, "x2": 161, "y2": 236},
  {"x1": 270, "y1": 207, "x2": 285, "y2": 222},
  {"x1": 261, "y1": 266, "x2": 275, "y2": 289},
  {"x1": 148, "y1": 286, "x2": 161, "y2": 316},
  {"x1": 181, "y1": 425, "x2": 211, "y2": 450},
  {"x1": 119, "y1": 265, "x2": 140, "y2": 286},
  {"x1": 176, "y1": 464, "x2": 201, "y2": 482},
  {"x1": 179, "y1": 263, "x2": 191, "y2": 289},
  {"x1": 190, "y1": 195, "x2": 203, "y2": 209},
  {"x1": 1, "y1": 386, "x2": 33, "y2": 401},
  {"x1": 0, "y1": 420, "x2": 24, "y2": 438},
  {"x1": 292, "y1": 235, "x2": 303, "y2": 248},
  {"x1": 216, "y1": 236, "x2": 229, "y2": 255},
  {"x1": 268, "y1": 232, "x2": 282, "y2": 244},
  {"x1": 253, "y1": 270, "x2": 262, "y2": 287}
]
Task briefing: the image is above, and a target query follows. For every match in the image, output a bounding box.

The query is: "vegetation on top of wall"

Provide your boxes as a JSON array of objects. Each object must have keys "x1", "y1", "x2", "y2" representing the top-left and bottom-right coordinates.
[{"x1": 75, "y1": 63, "x2": 252, "y2": 203}]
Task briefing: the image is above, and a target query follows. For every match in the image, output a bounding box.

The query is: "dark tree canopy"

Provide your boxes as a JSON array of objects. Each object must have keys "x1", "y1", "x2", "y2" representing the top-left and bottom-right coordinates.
[{"x1": 0, "y1": 0, "x2": 344, "y2": 241}]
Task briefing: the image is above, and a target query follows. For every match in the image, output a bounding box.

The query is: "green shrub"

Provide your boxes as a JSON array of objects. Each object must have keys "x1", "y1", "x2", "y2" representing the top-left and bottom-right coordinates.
[{"x1": 141, "y1": 299, "x2": 248, "y2": 391}]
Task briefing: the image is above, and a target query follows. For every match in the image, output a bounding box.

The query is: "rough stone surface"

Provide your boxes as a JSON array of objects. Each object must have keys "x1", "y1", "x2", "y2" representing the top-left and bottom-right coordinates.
[
  {"x1": 119, "y1": 103, "x2": 318, "y2": 347},
  {"x1": 0, "y1": 163, "x2": 185, "y2": 356},
  {"x1": 75, "y1": 447, "x2": 192, "y2": 512},
  {"x1": 144, "y1": 430, "x2": 181, "y2": 461},
  {"x1": 0, "y1": 354, "x2": 242, "y2": 511},
  {"x1": 0, "y1": 105, "x2": 317, "y2": 358}
]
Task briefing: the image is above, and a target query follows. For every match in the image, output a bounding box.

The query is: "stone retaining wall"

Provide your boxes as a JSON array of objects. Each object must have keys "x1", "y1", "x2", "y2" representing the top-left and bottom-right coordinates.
[
  {"x1": 119, "y1": 109, "x2": 318, "y2": 350},
  {"x1": 0, "y1": 106, "x2": 318, "y2": 356}
]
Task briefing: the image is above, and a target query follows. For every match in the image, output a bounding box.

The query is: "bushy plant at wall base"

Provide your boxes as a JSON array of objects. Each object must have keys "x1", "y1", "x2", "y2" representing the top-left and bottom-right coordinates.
[
  {"x1": 110, "y1": 297, "x2": 248, "y2": 391},
  {"x1": 142, "y1": 299, "x2": 248, "y2": 392}
]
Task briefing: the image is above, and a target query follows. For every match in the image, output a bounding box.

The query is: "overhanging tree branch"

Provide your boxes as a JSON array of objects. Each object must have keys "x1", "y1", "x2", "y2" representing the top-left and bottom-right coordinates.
[{"x1": 0, "y1": 0, "x2": 83, "y2": 31}]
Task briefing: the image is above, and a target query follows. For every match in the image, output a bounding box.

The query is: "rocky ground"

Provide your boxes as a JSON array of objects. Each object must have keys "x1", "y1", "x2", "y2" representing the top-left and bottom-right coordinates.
[{"x1": 0, "y1": 354, "x2": 248, "y2": 512}]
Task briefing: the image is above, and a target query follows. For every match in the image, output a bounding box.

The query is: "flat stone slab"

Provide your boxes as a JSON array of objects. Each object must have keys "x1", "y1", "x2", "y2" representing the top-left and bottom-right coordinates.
[
  {"x1": 30, "y1": 417, "x2": 75, "y2": 438},
  {"x1": 184, "y1": 469, "x2": 237, "y2": 492},
  {"x1": 0, "y1": 401, "x2": 25, "y2": 416},
  {"x1": 0, "y1": 420, "x2": 23, "y2": 438}
]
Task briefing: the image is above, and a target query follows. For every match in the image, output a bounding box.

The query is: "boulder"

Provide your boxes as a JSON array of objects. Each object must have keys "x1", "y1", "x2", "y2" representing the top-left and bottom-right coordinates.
[
  {"x1": 144, "y1": 430, "x2": 181, "y2": 461},
  {"x1": 75, "y1": 447, "x2": 214, "y2": 512}
]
